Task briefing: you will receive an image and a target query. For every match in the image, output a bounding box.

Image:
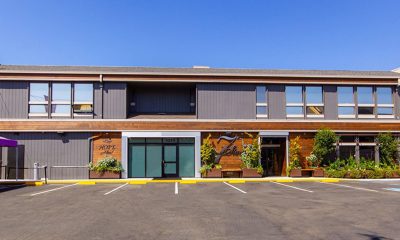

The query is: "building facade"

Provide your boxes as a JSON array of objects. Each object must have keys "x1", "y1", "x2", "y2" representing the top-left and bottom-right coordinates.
[{"x1": 0, "y1": 65, "x2": 399, "y2": 179}]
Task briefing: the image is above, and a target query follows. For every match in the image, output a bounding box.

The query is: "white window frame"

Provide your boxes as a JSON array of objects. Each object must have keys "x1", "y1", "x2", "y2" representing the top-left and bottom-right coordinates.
[
  {"x1": 376, "y1": 87, "x2": 395, "y2": 119},
  {"x1": 28, "y1": 83, "x2": 49, "y2": 117},
  {"x1": 305, "y1": 86, "x2": 324, "y2": 118},
  {"x1": 338, "y1": 86, "x2": 356, "y2": 119},
  {"x1": 256, "y1": 86, "x2": 268, "y2": 118},
  {"x1": 73, "y1": 83, "x2": 94, "y2": 117},
  {"x1": 286, "y1": 86, "x2": 304, "y2": 118}
]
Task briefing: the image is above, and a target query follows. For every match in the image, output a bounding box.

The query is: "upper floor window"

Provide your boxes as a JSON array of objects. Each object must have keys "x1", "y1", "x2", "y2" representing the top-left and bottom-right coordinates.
[
  {"x1": 357, "y1": 86, "x2": 374, "y2": 118},
  {"x1": 305, "y1": 86, "x2": 324, "y2": 118},
  {"x1": 29, "y1": 83, "x2": 49, "y2": 117},
  {"x1": 376, "y1": 87, "x2": 394, "y2": 118},
  {"x1": 51, "y1": 83, "x2": 71, "y2": 117},
  {"x1": 73, "y1": 83, "x2": 94, "y2": 116},
  {"x1": 286, "y1": 86, "x2": 303, "y2": 117},
  {"x1": 338, "y1": 86, "x2": 355, "y2": 118},
  {"x1": 256, "y1": 85, "x2": 268, "y2": 118}
]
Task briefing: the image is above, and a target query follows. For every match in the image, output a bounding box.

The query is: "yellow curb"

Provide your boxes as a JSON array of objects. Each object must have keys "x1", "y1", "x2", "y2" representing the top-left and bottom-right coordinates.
[
  {"x1": 25, "y1": 182, "x2": 44, "y2": 186},
  {"x1": 321, "y1": 179, "x2": 340, "y2": 183},
  {"x1": 228, "y1": 180, "x2": 245, "y2": 184},
  {"x1": 180, "y1": 180, "x2": 197, "y2": 184},
  {"x1": 276, "y1": 179, "x2": 294, "y2": 183},
  {"x1": 150, "y1": 180, "x2": 180, "y2": 183},
  {"x1": 78, "y1": 181, "x2": 96, "y2": 185},
  {"x1": 129, "y1": 181, "x2": 148, "y2": 185}
]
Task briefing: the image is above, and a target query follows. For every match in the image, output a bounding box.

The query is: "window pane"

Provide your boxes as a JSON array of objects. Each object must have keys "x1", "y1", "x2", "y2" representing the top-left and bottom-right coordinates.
[
  {"x1": 357, "y1": 87, "x2": 373, "y2": 104},
  {"x1": 51, "y1": 105, "x2": 71, "y2": 114},
  {"x1": 339, "y1": 146, "x2": 355, "y2": 159},
  {"x1": 286, "y1": 86, "x2": 302, "y2": 103},
  {"x1": 256, "y1": 86, "x2": 266, "y2": 103},
  {"x1": 338, "y1": 106, "x2": 354, "y2": 115},
  {"x1": 52, "y1": 83, "x2": 71, "y2": 102},
  {"x1": 358, "y1": 107, "x2": 374, "y2": 115},
  {"x1": 340, "y1": 136, "x2": 355, "y2": 143},
  {"x1": 306, "y1": 86, "x2": 322, "y2": 104},
  {"x1": 359, "y1": 136, "x2": 375, "y2": 143},
  {"x1": 256, "y1": 106, "x2": 267, "y2": 115},
  {"x1": 286, "y1": 106, "x2": 303, "y2": 115},
  {"x1": 338, "y1": 87, "x2": 354, "y2": 104},
  {"x1": 376, "y1": 87, "x2": 392, "y2": 105},
  {"x1": 29, "y1": 105, "x2": 48, "y2": 114},
  {"x1": 377, "y1": 107, "x2": 393, "y2": 115},
  {"x1": 306, "y1": 106, "x2": 324, "y2": 115},
  {"x1": 360, "y1": 146, "x2": 375, "y2": 160},
  {"x1": 74, "y1": 83, "x2": 93, "y2": 102},
  {"x1": 30, "y1": 83, "x2": 49, "y2": 102}
]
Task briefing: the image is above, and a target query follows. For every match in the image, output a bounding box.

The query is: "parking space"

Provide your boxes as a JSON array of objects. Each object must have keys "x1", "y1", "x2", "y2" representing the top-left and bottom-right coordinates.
[{"x1": 1, "y1": 181, "x2": 400, "y2": 240}]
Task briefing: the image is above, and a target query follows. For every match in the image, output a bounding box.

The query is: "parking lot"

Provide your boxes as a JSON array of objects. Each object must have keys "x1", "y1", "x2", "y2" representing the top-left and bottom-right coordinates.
[{"x1": 1, "y1": 180, "x2": 400, "y2": 240}]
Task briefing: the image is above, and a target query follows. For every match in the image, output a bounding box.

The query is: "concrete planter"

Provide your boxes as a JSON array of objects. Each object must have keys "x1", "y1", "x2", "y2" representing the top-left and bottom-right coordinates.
[
  {"x1": 242, "y1": 168, "x2": 262, "y2": 178},
  {"x1": 89, "y1": 170, "x2": 121, "y2": 179},
  {"x1": 203, "y1": 168, "x2": 222, "y2": 178},
  {"x1": 289, "y1": 169, "x2": 302, "y2": 177}
]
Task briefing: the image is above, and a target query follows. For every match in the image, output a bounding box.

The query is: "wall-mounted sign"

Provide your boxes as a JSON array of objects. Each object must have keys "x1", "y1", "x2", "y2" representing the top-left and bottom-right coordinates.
[{"x1": 92, "y1": 133, "x2": 122, "y2": 163}]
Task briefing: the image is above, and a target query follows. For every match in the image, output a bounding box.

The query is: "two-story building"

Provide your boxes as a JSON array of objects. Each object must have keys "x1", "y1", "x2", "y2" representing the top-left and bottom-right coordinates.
[{"x1": 0, "y1": 65, "x2": 399, "y2": 179}]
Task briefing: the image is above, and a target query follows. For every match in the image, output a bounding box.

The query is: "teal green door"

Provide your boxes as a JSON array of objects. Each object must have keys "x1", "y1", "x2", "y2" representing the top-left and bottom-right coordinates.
[{"x1": 163, "y1": 145, "x2": 178, "y2": 177}]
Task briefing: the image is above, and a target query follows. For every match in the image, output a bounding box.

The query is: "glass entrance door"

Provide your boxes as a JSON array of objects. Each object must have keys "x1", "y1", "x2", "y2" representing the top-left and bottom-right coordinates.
[{"x1": 163, "y1": 145, "x2": 178, "y2": 177}]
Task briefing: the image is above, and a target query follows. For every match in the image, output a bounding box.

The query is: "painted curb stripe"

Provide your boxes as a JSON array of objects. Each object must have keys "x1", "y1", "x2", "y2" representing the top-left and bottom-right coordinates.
[
  {"x1": 129, "y1": 181, "x2": 148, "y2": 185},
  {"x1": 228, "y1": 180, "x2": 245, "y2": 184},
  {"x1": 78, "y1": 181, "x2": 96, "y2": 185}
]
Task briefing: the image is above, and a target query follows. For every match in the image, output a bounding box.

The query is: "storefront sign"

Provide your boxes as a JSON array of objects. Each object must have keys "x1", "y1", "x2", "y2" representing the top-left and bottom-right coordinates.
[{"x1": 92, "y1": 133, "x2": 122, "y2": 163}]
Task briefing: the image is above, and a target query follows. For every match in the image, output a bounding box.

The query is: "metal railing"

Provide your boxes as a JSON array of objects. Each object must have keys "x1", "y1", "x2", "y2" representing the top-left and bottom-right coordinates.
[{"x1": 0, "y1": 165, "x2": 48, "y2": 183}]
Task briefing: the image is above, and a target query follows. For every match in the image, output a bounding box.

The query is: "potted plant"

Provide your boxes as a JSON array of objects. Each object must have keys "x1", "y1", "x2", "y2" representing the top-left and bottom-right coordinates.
[
  {"x1": 200, "y1": 134, "x2": 221, "y2": 177},
  {"x1": 306, "y1": 153, "x2": 325, "y2": 177},
  {"x1": 240, "y1": 135, "x2": 263, "y2": 178},
  {"x1": 89, "y1": 156, "x2": 123, "y2": 179},
  {"x1": 288, "y1": 136, "x2": 302, "y2": 177}
]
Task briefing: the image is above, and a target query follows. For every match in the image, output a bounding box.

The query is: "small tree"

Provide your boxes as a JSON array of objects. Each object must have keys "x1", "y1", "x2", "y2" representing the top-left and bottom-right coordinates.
[
  {"x1": 377, "y1": 132, "x2": 398, "y2": 165},
  {"x1": 313, "y1": 128, "x2": 338, "y2": 166},
  {"x1": 200, "y1": 134, "x2": 217, "y2": 174},
  {"x1": 289, "y1": 136, "x2": 302, "y2": 169},
  {"x1": 241, "y1": 137, "x2": 261, "y2": 169}
]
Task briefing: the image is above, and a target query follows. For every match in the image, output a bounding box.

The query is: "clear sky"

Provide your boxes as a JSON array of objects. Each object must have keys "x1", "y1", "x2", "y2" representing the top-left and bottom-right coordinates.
[{"x1": 0, "y1": 0, "x2": 399, "y2": 70}]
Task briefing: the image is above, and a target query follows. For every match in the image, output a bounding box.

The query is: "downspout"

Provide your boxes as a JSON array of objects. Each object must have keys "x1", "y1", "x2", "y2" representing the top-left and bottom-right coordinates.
[{"x1": 99, "y1": 74, "x2": 104, "y2": 119}]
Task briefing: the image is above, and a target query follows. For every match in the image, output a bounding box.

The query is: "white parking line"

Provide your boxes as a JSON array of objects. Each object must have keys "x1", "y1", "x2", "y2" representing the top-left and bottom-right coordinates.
[
  {"x1": 104, "y1": 183, "x2": 128, "y2": 195},
  {"x1": 272, "y1": 182, "x2": 314, "y2": 193},
  {"x1": 30, "y1": 183, "x2": 78, "y2": 196},
  {"x1": 321, "y1": 182, "x2": 379, "y2": 192},
  {"x1": 223, "y1": 182, "x2": 247, "y2": 194},
  {"x1": 175, "y1": 182, "x2": 178, "y2": 195}
]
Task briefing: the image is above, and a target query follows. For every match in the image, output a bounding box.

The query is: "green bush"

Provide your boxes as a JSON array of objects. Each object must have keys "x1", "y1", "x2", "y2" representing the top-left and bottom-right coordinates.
[
  {"x1": 89, "y1": 156, "x2": 123, "y2": 173},
  {"x1": 241, "y1": 137, "x2": 261, "y2": 169},
  {"x1": 312, "y1": 128, "x2": 338, "y2": 166},
  {"x1": 377, "y1": 132, "x2": 398, "y2": 165}
]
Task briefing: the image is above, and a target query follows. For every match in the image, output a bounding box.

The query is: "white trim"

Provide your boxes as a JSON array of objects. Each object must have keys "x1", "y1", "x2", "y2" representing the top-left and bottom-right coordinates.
[
  {"x1": 358, "y1": 115, "x2": 376, "y2": 119},
  {"x1": 256, "y1": 114, "x2": 269, "y2": 118},
  {"x1": 121, "y1": 131, "x2": 201, "y2": 179},
  {"x1": 259, "y1": 131, "x2": 289, "y2": 136},
  {"x1": 359, "y1": 143, "x2": 376, "y2": 146},
  {"x1": 338, "y1": 103, "x2": 355, "y2": 107},
  {"x1": 51, "y1": 101, "x2": 71, "y2": 104},
  {"x1": 29, "y1": 101, "x2": 48, "y2": 105},
  {"x1": 306, "y1": 115, "x2": 324, "y2": 118},
  {"x1": 306, "y1": 103, "x2": 324, "y2": 106},
  {"x1": 358, "y1": 104, "x2": 375, "y2": 107},
  {"x1": 339, "y1": 143, "x2": 356, "y2": 146},
  {"x1": 338, "y1": 114, "x2": 356, "y2": 118},
  {"x1": 377, "y1": 115, "x2": 395, "y2": 119},
  {"x1": 377, "y1": 104, "x2": 394, "y2": 107},
  {"x1": 73, "y1": 101, "x2": 93, "y2": 105},
  {"x1": 28, "y1": 113, "x2": 48, "y2": 117},
  {"x1": 256, "y1": 103, "x2": 268, "y2": 106},
  {"x1": 287, "y1": 114, "x2": 304, "y2": 118},
  {"x1": 286, "y1": 103, "x2": 304, "y2": 107},
  {"x1": 51, "y1": 113, "x2": 71, "y2": 117}
]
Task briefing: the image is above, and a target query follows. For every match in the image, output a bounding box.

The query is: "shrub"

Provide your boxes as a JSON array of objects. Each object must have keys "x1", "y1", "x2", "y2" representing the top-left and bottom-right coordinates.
[
  {"x1": 289, "y1": 136, "x2": 302, "y2": 168},
  {"x1": 241, "y1": 136, "x2": 261, "y2": 169},
  {"x1": 377, "y1": 132, "x2": 398, "y2": 165},
  {"x1": 89, "y1": 156, "x2": 123, "y2": 173},
  {"x1": 200, "y1": 134, "x2": 216, "y2": 166},
  {"x1": 306, "y1": 153, "x2": 319, "y2": 168},
  {"x1": 312, "y1": 128, "x2": 338, "y2": 166}
]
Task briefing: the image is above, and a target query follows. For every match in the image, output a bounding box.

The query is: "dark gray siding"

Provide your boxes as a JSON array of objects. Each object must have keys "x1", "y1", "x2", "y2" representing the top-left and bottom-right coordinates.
[
  {"x1": 93, "y1": 82, "x2": 103, "y2": 119},
  {"x1": 268, "y1": 85, "x2": 286, "y2": 119},
  {"x1": 197, "y1": 83, "x2": 256, "y2": 119},
  {"x1": 132, "y1": 86, "x2": 193, "y2": 114},
  {"x1": 324, "y1": 85, "x2": 338, "y2": 120},
  {"x1": 0, "y1": 81, "x2": 28, "y2": 118},
  {"x1": 103, "y1": 82, "x2": 127, "y2": 119},
  {"x1": 0, "y1": 132, "x2": 90, "y2": 179}
]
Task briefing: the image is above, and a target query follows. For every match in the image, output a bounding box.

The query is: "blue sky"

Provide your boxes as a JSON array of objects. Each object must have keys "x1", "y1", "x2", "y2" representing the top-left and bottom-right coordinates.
[{"x1": 0, "y1": 0, "x2": 399, "y2": 70}]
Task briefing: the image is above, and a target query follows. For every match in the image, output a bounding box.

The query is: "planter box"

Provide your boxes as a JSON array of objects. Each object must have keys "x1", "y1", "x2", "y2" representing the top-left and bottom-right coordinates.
[
  {"x1": 312, "y1": 169, "x2": 325, "y2": 177},
  {"x1": 242, "y1": 168, "x2": 262, "y2": 178},
  {"x1": 203, "y1": 168, "x2": 222, "y2": 178},
  {"x1": 89, "y1": 170, "x2": 121, "y2": 179},
  {"x1": 289, "y1": 169, "x2": 302, "y2": 177}
]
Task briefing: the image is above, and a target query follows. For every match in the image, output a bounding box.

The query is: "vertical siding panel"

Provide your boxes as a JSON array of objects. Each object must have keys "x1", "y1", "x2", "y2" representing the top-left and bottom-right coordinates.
[
  {"x1": 103, "y1": 82, "x2": 127, "y2": 119},
  {"x1": 324, "y1": 85, "x2": 338, "y2": 120},
  {"x1": 0, "y1": 81, "x2": 28, "y2": 118},
  {"x1": 268, "y1": 85, "x2": 286, "y2": 119},
  {"x1": 197, "y1": 83, "x2": 256, "y2": 119}
]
